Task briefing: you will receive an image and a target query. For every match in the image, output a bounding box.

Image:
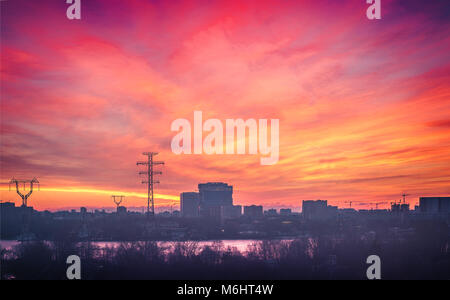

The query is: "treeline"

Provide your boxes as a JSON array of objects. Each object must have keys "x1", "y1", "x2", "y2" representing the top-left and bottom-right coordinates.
[
  {"x1": 1, "y1": 212, "x2": 303, "y2": 240},
  {"x1": 1, "y1": 227, "x2": 449, "y2": 280}
]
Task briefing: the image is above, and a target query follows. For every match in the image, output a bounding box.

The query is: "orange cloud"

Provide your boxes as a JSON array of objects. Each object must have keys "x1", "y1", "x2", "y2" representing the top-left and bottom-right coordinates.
[{"x1": 1, "y1": 0, "x2": 449, "y2": 210}]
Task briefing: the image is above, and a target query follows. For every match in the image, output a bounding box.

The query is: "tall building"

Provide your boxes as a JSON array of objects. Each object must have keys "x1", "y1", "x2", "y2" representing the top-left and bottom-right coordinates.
[
  {"x1": 302, "y1": 200, "x2": 337, "y2": 220},
  {"x1": 198, "y1": 182, "x2": 233, "y2": 208},
  {"x1": 180, "y1": 192, "x2": 200, "y2": 217},
  {"x1": 419, "y1": 197, "x2": 450, "y2": 214},
  {"x1": 198, "y1": 182, "x2": 233, "y2": 218},
  {"x1": 244, "y1": 205, "x2": 263, "y2": 218}
]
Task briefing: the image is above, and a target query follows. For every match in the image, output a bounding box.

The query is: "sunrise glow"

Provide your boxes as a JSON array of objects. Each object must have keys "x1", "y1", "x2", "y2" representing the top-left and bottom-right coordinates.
[{"x1": 1, "y1": 0, "x2": 449, "y2": 211}]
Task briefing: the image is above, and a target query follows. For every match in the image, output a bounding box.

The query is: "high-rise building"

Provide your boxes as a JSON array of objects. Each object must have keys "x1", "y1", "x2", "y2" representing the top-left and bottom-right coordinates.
[
  {"x1": 302, "y1": 200, "x2": 337, "y2": 220},
  {"x1": 419, "y1": 197, "x2": 450, "y2": 214},
  {"x1": 244, "y1": 205, "x2": 263, "y2": 218},
  {"x1": 198, "y1": 182, "x2": 233, "y2": 218},
  {"x1": 198, "y1": 182, "x2": 233, "y2": 208},
  {"x1": 302, "y1": 200, "x2": 327, "y2": 217},
  {"x1": 180, "y1": 192, "x2": 200, "y2": 217}
]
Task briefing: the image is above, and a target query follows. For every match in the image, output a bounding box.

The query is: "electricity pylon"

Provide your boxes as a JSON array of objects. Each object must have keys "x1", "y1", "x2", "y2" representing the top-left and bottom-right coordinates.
[
  {"x1": 112, "y1": 195, "x2": 125, "y2": 208},
  {"x1": 137, "y1": 152, "x2": 164, "y2": 217},
  {"x1": 9, "y1": 177, "x2": 40, "y2": 207},
  {"x1": 9, "y1": 177, "x2": 39, "y2": 241}
]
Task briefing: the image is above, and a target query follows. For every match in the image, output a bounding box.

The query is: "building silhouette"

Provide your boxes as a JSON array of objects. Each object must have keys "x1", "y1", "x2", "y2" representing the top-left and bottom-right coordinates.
[
  {"x1": 391, "y1": 203, "x2": 410, "y2": 214},
  {"x1": 280, "y1": 208, "x2": 292, "y2": 216},
  {"x1": 221, "y1": 205, "x2": 242, "y2": 220},
  {"x1": 198, "y1": 182, "x2": 233, "y2": 207},
  {"x1": 198, "y1": 182, "x2": 233, "y2": 218},
  {"x1": 302, "y1": 200, "x2": 338, "y2": 220},
  {"x1": 266, "y1": 208, "x2": 277, "y2": 216},
  {"x1": 419, "y1": 197, "x2": 450, "y2": 214},
  {"x1": 180, "y1": 192, "x2": 200, "y2": 217},
  {"x1": 117, "y1": 206, "x2": 127, "y2": 215},
  {"x1": 244, "y1": 205, "x2": 263, "y2": 218}
]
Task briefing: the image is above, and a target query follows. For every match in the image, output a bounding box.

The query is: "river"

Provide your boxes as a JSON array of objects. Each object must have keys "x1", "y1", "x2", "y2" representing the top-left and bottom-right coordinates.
[{"x1": 0, "y1": 239, "x2": 292, "y2": 254}]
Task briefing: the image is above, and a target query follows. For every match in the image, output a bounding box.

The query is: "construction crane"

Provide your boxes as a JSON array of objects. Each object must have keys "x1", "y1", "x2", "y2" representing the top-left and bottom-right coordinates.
[
  {"x1": 376, "y1": 202, "x2": 389, "y2": 210},
  {"x1": 367, "y1": 202, "x2": 389, "y2": 210},
  {"x1": 401, "y1": 193, "x2": 411, "y2": 204}
]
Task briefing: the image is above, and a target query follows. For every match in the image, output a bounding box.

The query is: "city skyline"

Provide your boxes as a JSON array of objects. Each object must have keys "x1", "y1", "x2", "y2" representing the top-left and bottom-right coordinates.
[
  {"x1": 2, "y1": 0, "x2": 450, "y2": 211},
  {"x1": 1, "y1": 178, "x2": 445, "y2": 213}
]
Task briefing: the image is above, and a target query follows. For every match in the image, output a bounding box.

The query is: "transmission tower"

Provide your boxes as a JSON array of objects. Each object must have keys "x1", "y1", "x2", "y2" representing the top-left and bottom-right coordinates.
[
  {"x1": 112, "y1": 195, "x2": 125, "y2": 208},
  {"x1": 9, "y1": 177, "x2": 40, "y2": 207},
  {"x1": 137, "y1": 152, "x2": 164, "y2": 217},
  {"x1": 9, "y1": 177, "x2": 39, "y2": 241}
]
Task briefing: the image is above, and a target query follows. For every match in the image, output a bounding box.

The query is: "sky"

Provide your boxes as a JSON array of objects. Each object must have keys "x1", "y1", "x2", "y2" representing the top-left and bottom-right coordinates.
[{"x1": 1, "y1": 0, "x2": 450, "y2": 211}]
